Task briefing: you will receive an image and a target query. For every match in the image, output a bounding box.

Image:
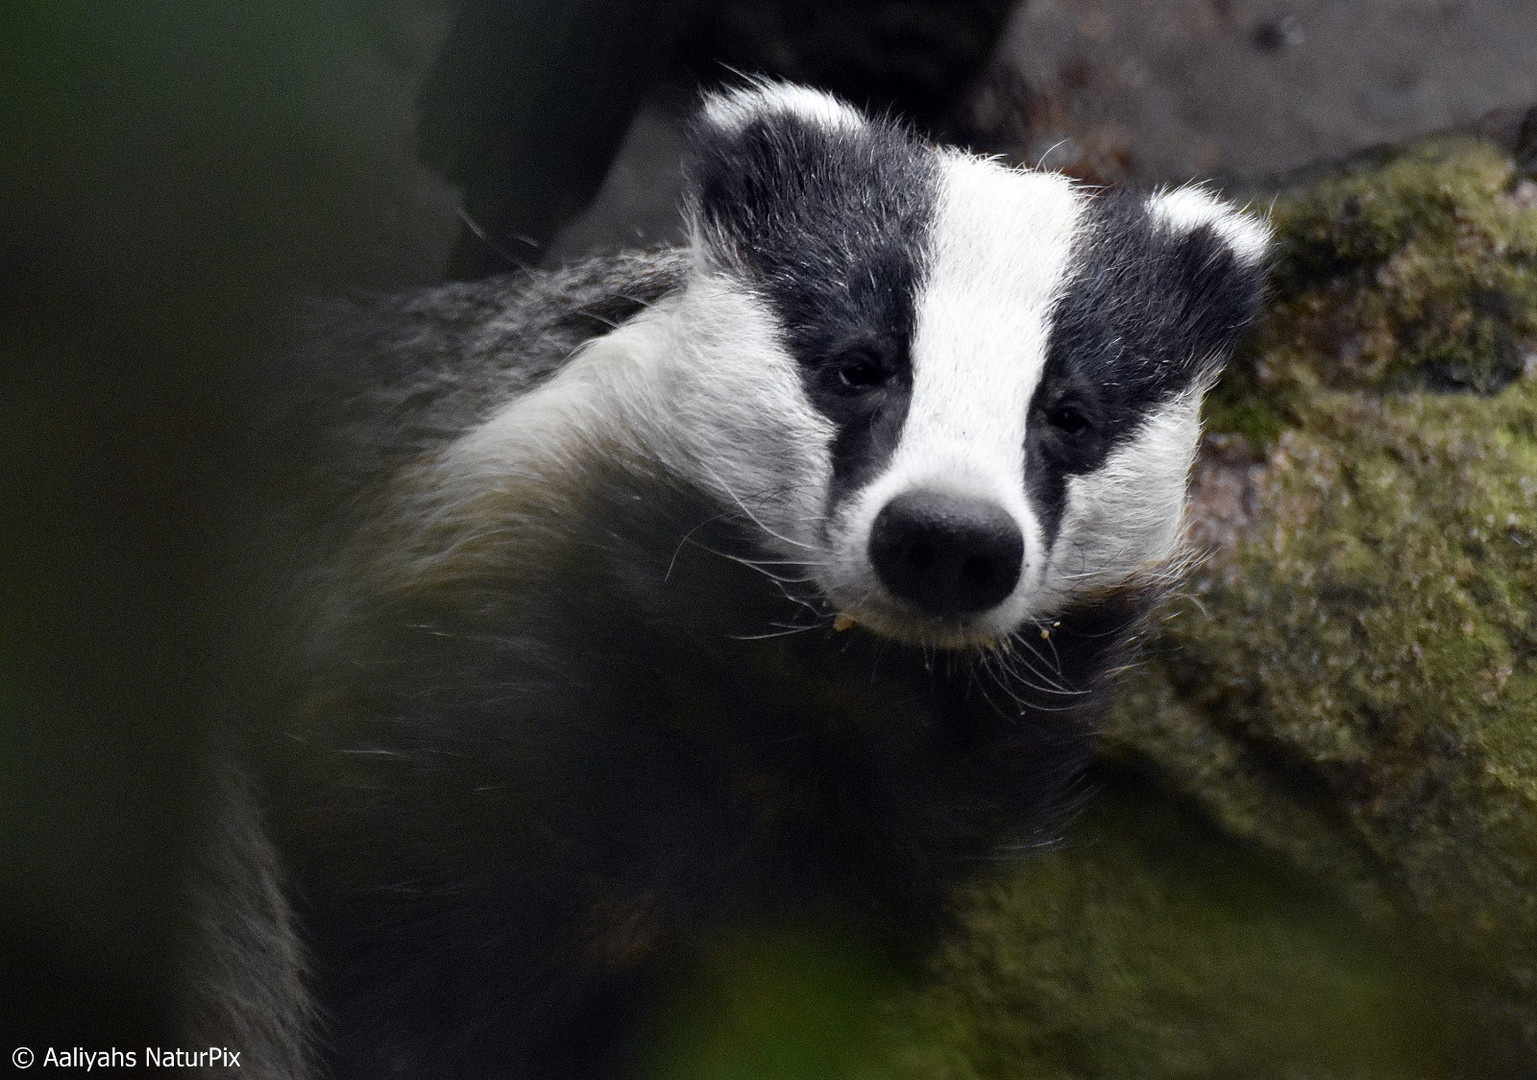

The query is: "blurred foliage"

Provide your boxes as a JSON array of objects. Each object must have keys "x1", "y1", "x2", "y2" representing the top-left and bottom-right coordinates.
[
  {"x1": 639, "y1": 927, "x2": 900, "y2": 1080},
  {"x1": 2, "y1": 0, "x2": 452, "y2": 1044},
  {"x1": 876, "y1": 783, "x2": 1476, "y2": 1080}
]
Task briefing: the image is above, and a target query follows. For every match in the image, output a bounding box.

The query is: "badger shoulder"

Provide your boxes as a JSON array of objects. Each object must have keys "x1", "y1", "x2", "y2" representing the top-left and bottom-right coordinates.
[{"x1": 271, "y1": 248, "x2": 690, "y2": 505}]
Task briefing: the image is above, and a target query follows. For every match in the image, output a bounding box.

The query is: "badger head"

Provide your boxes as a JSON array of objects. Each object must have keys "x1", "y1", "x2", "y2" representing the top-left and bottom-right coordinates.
[
  {"x1": 667, "y1": 84, "x2": 1270, "y2": 648},
  {"x1": 665, "y1": 84, "x2": 1269, "y2": 649}
]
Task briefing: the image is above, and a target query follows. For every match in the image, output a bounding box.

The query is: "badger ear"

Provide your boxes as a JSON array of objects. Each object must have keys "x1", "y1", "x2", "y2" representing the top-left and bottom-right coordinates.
[
  {"x1": 1142, "y1": 187, "x2": 1271, "y2": 383},
  {"x1": 1146, "y1": 188, "x2": 1271, "y2": 271},
  {"x1": 694, "y1": 81, "x2": 868, "y2": 141},
  {"x1": 682, "y1": 81, "x2": 884, "y2": 267}
]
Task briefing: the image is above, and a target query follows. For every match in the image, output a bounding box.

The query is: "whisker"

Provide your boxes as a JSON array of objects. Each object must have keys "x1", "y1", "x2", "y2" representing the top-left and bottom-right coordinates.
[
  {"x1": 1013, "y1": 631, "x2": 1073, "y2": 691},
  {"x1": 983, "y1": 634, "x2": 1090, "y2": 704},
  {"x1": 978, "y1": 647, "x2": 1067, "y2": 709},
  {"x1": 695, "y1": 459, "x2": 818, "y2": 552},
  {"x1": 665, "y1": 510, "x2": 737, "y2": 582},
  {"x1": 689, "y1": 544, "x2": 820, "y2": 587},
  {"x1": 1031, "y1": 618, "x2": 1065, "y2": 673},
  {"x1": 728, "y1": 623, "x2": 825, "y2": 641},
  {"x1": 1001, "y1": 639, "x2": 1087, "y2": 698}
]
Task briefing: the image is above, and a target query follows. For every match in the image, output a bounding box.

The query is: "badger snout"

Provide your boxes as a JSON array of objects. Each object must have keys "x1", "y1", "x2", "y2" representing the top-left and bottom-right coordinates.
[{"x1": 868, "y1": 490, "x2": 1023, "y2": 617}]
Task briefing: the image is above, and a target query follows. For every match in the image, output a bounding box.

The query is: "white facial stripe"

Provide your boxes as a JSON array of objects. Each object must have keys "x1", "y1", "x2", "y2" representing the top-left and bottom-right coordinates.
[
  {"x1": 662, "y1": 274, "x2": 836, "y2": 550},
  {"x1": 896, "y1": 155, "x2": 1083, "y2": 488},
  {"x1": 1041, "y1": 393, "x2": 1204, "y2": 602},
  {"x1": 870, "y1": 155, "x2": 1083, "y2": 562},
  {"x1": 817, "y1": 155, "x2": 1087, "y2": 643},
  {"x1": 442, "y1": 275, "x2": 833, "y2": 557}
]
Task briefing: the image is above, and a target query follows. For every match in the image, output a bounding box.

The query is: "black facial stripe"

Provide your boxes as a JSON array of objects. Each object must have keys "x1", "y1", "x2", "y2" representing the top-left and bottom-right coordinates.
[
  {"x1": 1028, "y1": 188, "x2": 1267, "y2": 546},
  {"x1": 1024, "y1": 431, "x2": 1072, "y2": 551},
  {"x1": 686, "y1": 107, "x2": 939, "y2": 511}
]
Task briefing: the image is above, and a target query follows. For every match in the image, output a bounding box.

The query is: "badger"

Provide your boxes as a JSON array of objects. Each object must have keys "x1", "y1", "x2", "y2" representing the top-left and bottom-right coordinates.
[{"x1": 207, "y1": 82, "x2": 1269, "y2": 1079}]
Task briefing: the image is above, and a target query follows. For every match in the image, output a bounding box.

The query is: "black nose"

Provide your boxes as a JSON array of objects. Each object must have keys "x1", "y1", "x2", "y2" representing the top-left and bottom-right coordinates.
[{"x1": 868, "y1": 490, "x2": 1024, "y2": 617}]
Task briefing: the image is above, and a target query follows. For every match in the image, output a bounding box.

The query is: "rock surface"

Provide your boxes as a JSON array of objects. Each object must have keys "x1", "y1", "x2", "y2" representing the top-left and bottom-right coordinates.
[{"x1": 969, "y1": 0, "x2": 1537, "y2": 185}]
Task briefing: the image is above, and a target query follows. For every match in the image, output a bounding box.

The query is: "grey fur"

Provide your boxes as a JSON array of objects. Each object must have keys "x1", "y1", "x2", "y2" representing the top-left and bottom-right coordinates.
[
  {"x1": 194, "y1": 251, "x2": 693, "y2": 1078},
  {"x1": 281, "y1": 250, "x2": 689, "y2": 509},
  {"x1": 180, "y1": 765, "x2": 315, "y2": 1080}
]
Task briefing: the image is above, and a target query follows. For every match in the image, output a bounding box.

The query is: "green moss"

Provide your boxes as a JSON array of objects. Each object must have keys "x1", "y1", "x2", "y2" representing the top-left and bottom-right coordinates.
[
  {"x1": 1207, "y1": 137, "x2": 1537, "y2": 448},
  {"x1": 1097, "y1": 136, "x2": 1537, "y2": 1066},
  {"x1": 1200, "y1": 359, "x2": 1292, "y2": 449},
  {"x1": 1109, "y1": 376, "x2": 1537, "y2": 1060}
]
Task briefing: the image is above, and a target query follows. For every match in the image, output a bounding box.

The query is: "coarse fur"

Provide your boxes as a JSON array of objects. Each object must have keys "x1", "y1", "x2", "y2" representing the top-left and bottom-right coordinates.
[{"x1": 202, "y1": 82, "x2": 1269, "y2": 1079}]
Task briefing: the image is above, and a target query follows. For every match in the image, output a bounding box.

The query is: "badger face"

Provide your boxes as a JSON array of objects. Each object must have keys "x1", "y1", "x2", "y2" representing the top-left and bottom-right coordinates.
[{"x1": 665, "y1": 84, "x2": 1268, "y2": 650}]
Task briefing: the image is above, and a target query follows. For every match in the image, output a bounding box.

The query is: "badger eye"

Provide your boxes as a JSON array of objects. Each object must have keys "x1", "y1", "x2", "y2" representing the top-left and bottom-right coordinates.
[
  {"x1": 832, "y1": 348, "x2": 890, "y2": 392},
  {"x1": 1047, "y1": 402, "x2": 1091, "y2": 435}
]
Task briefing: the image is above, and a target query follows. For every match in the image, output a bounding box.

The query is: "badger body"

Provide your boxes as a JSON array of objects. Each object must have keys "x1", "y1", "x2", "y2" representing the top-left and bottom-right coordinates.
[{"x1": 240, "y1": 84, "x2": 1268, "y2": 1079}]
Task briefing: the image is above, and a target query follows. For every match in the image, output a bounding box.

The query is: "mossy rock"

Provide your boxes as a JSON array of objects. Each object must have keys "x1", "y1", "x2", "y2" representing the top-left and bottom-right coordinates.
[
  {"x1": 1206, "y1": 135, "x2": 1537, "y2": 445},
  {"x1": 1100, "y1": 382, "x2": 1537, "y2": 1061},
  {"x1": 638, "y1": 784, "x2": 1487, "y2": 1080},
  {"x1": 1098, "y1": 133, "x2": 1537, "y2": 1066}
]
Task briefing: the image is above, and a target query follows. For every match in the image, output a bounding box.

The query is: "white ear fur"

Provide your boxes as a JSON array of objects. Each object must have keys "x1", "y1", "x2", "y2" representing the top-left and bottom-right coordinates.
[
  {"x1": 699, "y1": 81, "x2": 867, "y2": 138},
  {"x1": 1147, "y1": 187, "x2": 1271, "y2": 267}
]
